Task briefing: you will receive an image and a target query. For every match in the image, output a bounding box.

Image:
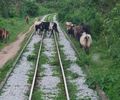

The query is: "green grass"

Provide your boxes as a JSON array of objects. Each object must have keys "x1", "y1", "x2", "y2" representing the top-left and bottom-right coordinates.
[
  {"x1": 66, "y1": 30, "x2": 120, "y2": 100},
  {"x1": 0, "y1": 27, "x2": 34, "y2": 83},
  {"x1": 32, "y1": 89, "x2": 43, "y2": 100},
  {"x1": 0, "y1": 59, "x2": 14, "y2": 83},
  {"x1": 0, "y1": 17, "x2": 35, "y2": 49},
  {"x1": 27, "y1": 43, "x2": 40, "y2": 84}
]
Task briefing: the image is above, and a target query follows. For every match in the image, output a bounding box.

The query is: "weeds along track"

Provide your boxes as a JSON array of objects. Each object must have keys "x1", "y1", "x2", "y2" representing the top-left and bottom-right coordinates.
[{"x1": 0, "y1": 15, "x2": 47, "y2": 100}]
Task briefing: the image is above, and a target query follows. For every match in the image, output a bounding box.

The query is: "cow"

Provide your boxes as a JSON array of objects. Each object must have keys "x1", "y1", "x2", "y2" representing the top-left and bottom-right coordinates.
[
  {"x1": 80, "y1": 23, "x2": 91, "y2": 34},
  {"x1": 41, "y1": 21, "x2": 50, "y2": 33},
  {"x1": 65, "y1": 22, "x2": 74, "y2": 36},
  {"x1": 65, "y1": 22, "x2": 72, "y2": 30},
  {"x1": 80, "y1": 32, "x2": 92, "y2": 54},
  {"x1": 34, "y1": 21, "x2": 43, "y2": 35},
  {"x1": 38, "y1": 21, "x2": 59, "y2": 37},
  {"x1": 0, "y1": 28, "x2": 4, "y2": 40},
  {"x1": 0, "y1": 28, "x2": 9, "y2": 42},
  {"x1": 74, "y1": 25, "x2": 84, "y2": 40},
  {"x1": 25, "y1": 15, "x2": 30, "y2": 24},
  {"x1": 49, "y1": 22, "x2": 59, "y2": 37}
]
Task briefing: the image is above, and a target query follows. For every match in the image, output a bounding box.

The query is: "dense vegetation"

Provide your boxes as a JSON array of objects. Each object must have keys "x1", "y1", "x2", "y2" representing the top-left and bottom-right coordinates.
[
  {"x1": 0, "y1": 0, "x2": 120, "y2": 99},
  {"x1": 0, "y1": 0, "x2": 38, "y2": 49}
]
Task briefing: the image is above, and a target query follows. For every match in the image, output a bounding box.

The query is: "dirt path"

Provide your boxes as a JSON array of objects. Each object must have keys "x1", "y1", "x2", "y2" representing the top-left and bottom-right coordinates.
[{"x1": 0, "y1": 24, "x2": 34, "y2": 68}]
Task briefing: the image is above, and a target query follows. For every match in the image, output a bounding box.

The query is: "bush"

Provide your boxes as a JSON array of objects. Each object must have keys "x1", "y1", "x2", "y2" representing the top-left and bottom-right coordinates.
[{"x1": 25, "y1": 1, "x2": 39, "y2": 17}]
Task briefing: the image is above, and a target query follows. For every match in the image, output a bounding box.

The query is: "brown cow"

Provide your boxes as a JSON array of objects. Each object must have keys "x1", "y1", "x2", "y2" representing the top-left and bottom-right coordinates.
[
  {"x1": 0, "y1": 28, "x2": 9, "y2": 42},
  {"x1": 74, "y1": 24, "x2": 91, "y2": 41},
  {"x1": 73, "y1": 25, "x2": 84, "y2": 40},
  {"x1": 0, "y1": 28, "x2": 5, "y2": 40}
]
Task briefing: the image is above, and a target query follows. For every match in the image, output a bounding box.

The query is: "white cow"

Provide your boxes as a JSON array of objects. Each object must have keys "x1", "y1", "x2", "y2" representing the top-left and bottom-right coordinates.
[{"x1": 80, "y1": 32, "x2": 92, "y2": 53}]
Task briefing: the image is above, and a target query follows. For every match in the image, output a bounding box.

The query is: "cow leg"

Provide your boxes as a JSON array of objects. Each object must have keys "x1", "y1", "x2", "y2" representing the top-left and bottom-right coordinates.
[
  {"x1": 49, "y1": 30, "x2": 53, "y2": 38},
  {"x1": 38, "y1": 29, "x2": 41, "y2": 35},
  {"x1": 55, "y1": 29, "x2": 59, "y2": 37},
  {"x1": 84, "y1": 47, "x2": 89, "y2": 54}
]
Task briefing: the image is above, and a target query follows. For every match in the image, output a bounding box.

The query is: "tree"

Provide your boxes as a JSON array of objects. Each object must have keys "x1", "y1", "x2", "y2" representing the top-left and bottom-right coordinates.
[{"x1": 25, "y1": 1, "x2": 39, "y2": 16}]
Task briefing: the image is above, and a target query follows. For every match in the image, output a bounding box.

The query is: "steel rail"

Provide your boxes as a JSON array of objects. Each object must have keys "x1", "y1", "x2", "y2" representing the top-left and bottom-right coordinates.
[
  {"x1": 28, "y1": 31, "x2": 44, "y2": 100},
  {"x1": 53, "y1": 31, "x2": 70, "y2": 100},
  {"x1": 0, "y1": 25, "x2": 35, "y2": 91}
]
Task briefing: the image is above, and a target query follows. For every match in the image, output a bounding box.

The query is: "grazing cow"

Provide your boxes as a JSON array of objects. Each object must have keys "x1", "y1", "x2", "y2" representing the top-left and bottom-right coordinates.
[
  {"x1": 73, "y1": 25, "x2": 84, "y2": 40},
  {"x1": 65, "y1": 22, "x2": 72, "y2": 30},
  {"x1": 80, "y1": 32, "x2": 92, "y2": 54},
  {"x1": 74, "y1": 23, "x2": 91, "y2": 40},
  {"x1": 0, "y1": 28, "x2": 4, "y2": 40},
  {"x1": 0, "y1": 28, "x2": 9, "y2": 42},
  {"x1": 65, "y1": 22, "x2": 74, "y2": 36}
]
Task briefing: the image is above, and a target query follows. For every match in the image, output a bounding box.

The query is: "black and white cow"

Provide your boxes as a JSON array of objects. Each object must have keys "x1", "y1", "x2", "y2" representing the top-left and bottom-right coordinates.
[
  {"x1": 41, "y1": 22, "x2": 59, "y2": 37},
  {"x1": 49, "y1": 22, "x2": 59, "y2": 37},
  {"x1": 35, "y1": 21, "x2": 59, "y2": 37},
  {"x1": 34, "y1": 21, "x2": 42, "y2": 35}
]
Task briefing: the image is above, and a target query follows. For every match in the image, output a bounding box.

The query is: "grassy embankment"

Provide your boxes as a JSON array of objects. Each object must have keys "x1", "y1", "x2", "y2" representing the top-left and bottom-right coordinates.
[{"x1": 0, "y1": 17, "x2": 36, "y2": 83}]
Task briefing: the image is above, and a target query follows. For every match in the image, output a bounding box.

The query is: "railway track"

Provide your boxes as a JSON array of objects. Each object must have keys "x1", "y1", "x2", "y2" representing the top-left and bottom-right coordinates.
[
  {"x1": 28, "y1": 15, "x2": 70, "y2": 100},
  {"x1": 29, "y1": 14, "x2": 98, "y2": 100},
  {"x1": 28, "y1": 30, "x2": 44, "y2": 100},
  {"x1": 53, "y1": 30, "x2": 70, "y2": 100},
  {"x1": 0, "y1": 14, "x2": 70, "y2": 100}
]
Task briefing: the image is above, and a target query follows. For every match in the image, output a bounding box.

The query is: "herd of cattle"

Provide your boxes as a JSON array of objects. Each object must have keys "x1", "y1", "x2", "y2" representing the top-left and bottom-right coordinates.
[
  {"x1": 0, "y1": 28, "x2": 9, "y2": 42},
  {"x1": 34, "y1": 21, "x2": 59, "y2": 37},
  {"x1": 65, "y1": 22, "x2": 92, "y2": 53},
  {"x1": 34, "y1": 20, "x2": 92, "y2": 53},
  {"x1": 0, "y1": 20, "x2": 92, "y2": 54}
]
